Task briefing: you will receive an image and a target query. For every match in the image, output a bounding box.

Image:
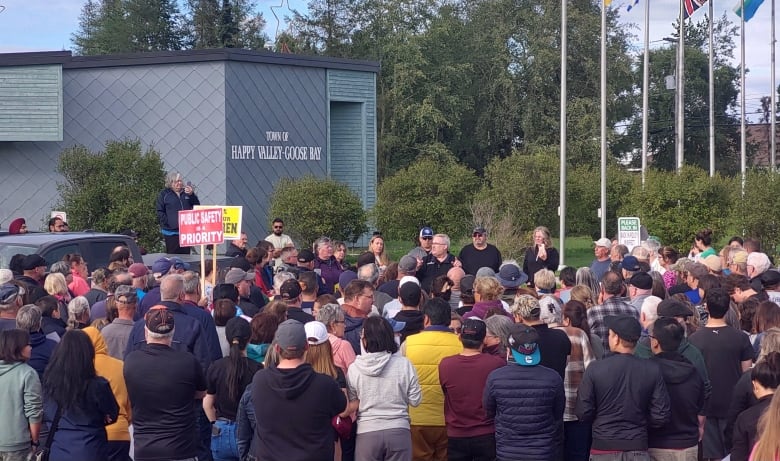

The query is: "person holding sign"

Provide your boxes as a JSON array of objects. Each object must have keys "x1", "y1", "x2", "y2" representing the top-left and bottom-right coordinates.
[{"x1": 156, "y1": 173, "x2": 200, "y2": 254}]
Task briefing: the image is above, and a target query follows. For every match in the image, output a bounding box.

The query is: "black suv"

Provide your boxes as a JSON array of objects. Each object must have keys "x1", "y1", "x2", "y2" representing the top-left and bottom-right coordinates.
[{"x1": 0, "y1": 233, "x2": 143, "y2": 270}]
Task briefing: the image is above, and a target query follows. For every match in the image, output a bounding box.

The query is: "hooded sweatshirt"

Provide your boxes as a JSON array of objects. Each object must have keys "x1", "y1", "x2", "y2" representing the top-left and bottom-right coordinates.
[
  {"x1": 347, "y1": 351, "x2": 422, "y2": 434},
  {"x1": 83, "y1": 327, "x2": 132, "y2": 442},
  {"x1": 251, "y1": 363, "x2": 346, "y2": 461},
  {"x1": 0, "y1": 360, "x2": 43, "y2": 452},
  {"x1": 394, "y1": 310, "x2": 425, "y2": 343},
  {"x1": 648, "y1": 352, "x2": 705, "y2": 449}
]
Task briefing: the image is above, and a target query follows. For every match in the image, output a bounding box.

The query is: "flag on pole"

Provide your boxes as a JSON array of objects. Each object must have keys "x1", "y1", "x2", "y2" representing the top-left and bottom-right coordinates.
[
  {"x1": 734, "y1": 0, "x2": 766, "y2": 20},
  {"x1": 684, "y1": 0, "x2": 708, "y2": 18},
  {"x1": 626, "y1": 0, "x2": 640, "y2": 12}
]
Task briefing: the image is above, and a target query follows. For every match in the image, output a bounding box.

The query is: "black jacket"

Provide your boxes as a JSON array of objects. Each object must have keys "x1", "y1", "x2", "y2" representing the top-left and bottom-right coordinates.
[
  {"x1": 251, "y1": 363, "x2": 346, "y2": 461},
  {"x1": 731, "y1": 395, "x2": 772, "y2": 461},
  {"x1": 155, "y1": 188, "x2": 200, "y2": 231},
  {"x1": 394, "y1": 309, "x2": 425, "y2": 343},
  {"x1": 648, "y1": 352, "x2": 705, "y2": 449},
  {"x1": 416, "y1": 253, "x2": 456, "y2": 292},
  {"x1": 725, "y1": 369, "x2": 758, "y2": 452},
  {"x1": 576, "y1": 352, "x2": 671, "y2": 451}
]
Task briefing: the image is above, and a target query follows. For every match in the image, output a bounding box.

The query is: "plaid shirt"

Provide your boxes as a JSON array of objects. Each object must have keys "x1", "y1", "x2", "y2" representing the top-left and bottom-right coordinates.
[
  {"x1": 587, "y1": 296, "x2": 638, "y2": 352},
  {"x1": 556, "y1": 326, "x2": 595, "y2": 421}
]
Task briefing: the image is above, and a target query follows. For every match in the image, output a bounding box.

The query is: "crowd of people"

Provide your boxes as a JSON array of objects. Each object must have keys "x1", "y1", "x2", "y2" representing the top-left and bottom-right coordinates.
[{"x1": 0, "y1": 219, "x2": 780, "y2": 461}]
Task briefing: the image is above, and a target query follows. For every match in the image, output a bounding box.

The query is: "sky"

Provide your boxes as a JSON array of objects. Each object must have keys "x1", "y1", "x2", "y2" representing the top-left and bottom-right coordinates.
[{"x1": 0, "y1": 0, "x2": 776, "y2": 121}]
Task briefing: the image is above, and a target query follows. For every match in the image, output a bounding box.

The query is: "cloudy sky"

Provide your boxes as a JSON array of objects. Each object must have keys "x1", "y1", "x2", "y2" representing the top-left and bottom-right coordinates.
[{"x1": 0, "y1": 0, "x2": 775, "y2": 120}]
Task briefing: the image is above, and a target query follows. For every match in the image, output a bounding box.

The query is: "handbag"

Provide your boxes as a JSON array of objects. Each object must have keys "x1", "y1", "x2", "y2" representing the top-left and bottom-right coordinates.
[
  {"x1": 34, "y1": 405, "x2": 62, "y2": 461},
  {"x1": 331, "y1": 415, "x2": 353, "y2": 441}
]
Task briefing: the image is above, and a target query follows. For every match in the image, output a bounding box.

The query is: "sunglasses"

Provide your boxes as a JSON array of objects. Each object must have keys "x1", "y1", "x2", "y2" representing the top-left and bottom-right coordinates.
[
  {"x1": 421, "y1": 236, "x2": 433, "y2": 240},
  {"x1": 472, "y1": 232, "x2": 484, "y2": 237}
]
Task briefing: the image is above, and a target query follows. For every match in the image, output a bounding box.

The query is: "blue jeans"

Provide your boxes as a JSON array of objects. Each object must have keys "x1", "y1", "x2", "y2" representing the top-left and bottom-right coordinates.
[{"x1": 211, "y1": 419, "x2": 239, "y2": 461}]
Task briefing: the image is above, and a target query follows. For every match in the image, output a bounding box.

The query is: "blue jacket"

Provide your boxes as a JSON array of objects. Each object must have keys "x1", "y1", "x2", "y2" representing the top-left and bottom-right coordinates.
[
  {"x1": 136, "y1": 286, "x2": 161, "y2": 320},
  {"x1": 155, "y1": 188, "x2": 200, "y2": 232},
  {"x1": 44, "y1": 377, "x2": 119, "y2": 461},
  {"x1": 236, "y1": 385, "x2": 256, "y2": 461},
  {"x1": 28, "y1": 331, "x2": 57, "y2": 382},
  {"x1": 343, "y1": 313, "x2": 365, "y2": 355},
  {"x1": 484, "y1": 363, "x2": 565, "y2": 461},
  {"x1": 181, "y1": 300, "x2": 223, "y2": 362},
  {"x1": 124, "y1": 301, "x2": 213, "y2": 371}
]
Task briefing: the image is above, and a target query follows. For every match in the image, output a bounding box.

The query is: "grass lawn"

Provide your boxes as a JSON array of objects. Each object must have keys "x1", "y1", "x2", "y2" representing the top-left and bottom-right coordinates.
[{"x1": 348, "y1": 235, "x2": 596, "y2": 271}]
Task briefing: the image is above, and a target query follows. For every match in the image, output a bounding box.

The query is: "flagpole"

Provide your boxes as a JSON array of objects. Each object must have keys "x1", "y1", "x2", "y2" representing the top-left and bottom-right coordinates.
[
  {"x1": 772, "y1": 0, "x2": 777, "y2": 172},
  {"x1": 600, "y1": 0, "x2": 607, "y2": 238},
  {"x1": 708, "y1": 0, "x2": 715, "y2": 176},
  {"x1": 641, "y1": 0, "x2": 650, "y2": 187},
  {"x1": 560, "y1": 0, "x2": 568, "y2": 267},
  {"x1": 677, "y1": 0, "x2": 685, "y2": 172},
  {"x1": 741, "y1": 0, "x2": 746, "y2": 196}
]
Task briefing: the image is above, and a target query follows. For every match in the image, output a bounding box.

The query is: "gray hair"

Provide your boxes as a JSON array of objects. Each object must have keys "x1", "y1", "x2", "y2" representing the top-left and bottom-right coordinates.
[
  {"x1": 67, "y1": 296, "x2": 90, "y2": 330},
  {"x1": 49, "y1": 261, "x2": 71, "y2": 278},
  {"x1": 273, "y1": 272, "x2": 295, "y2": 293},
  {"x1": 165, "y1": 172, "x2": 183, "y2": 188},
  {"x1": 16, "y1": 304, "x2": 42, "y2": 332},
  {"x1": 316, "y1": 303, "x2": 344, "y2": 329},
  {"x1": 484, "y1": 314, "x2": 513, "y2": 348},
  {"x1": 575, "y1": 267, "x2": 600, "y2": 296},
  {"x1": 434, "y1": 233, "x2": 450, "y2": 248},
  {"x1": 160, "y1": 274, "x2": 185, "y2": 301},
  {"x1": 357, "y1": 263, "x2": 379, "y2": 284},
  {"x1": 182, "y1": 271, "x2": 200, "y2": 294},
  {"x1": 313, "y1": 237, "x2": 332, "y2": 254},
  {"x1": 146, "y1": 326, "x2": 175, "y2": 341}
]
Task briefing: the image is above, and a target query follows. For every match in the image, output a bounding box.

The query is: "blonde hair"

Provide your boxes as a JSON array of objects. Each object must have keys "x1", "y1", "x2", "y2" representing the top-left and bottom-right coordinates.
[
  {"x1": 752, "y1": 390, "x2": 780, "y2": 461},
  {"x1": 44, "y1": 273, "x2": 69, "y2": 297},
  {"x1": 369, "y1": 235, "x2": 389, "y2": 267},
  {"x1": 569, "y1": 285, "x2": 595, "y2": 308},
  {"x1": 758, "y1": 328, "x2": 780, "y2": 362},
  {"x1": 66, "y1": 296, "x2": 90, "y2": 330},
  {"x1": 533, "y1": 226, "x2": 553, "y2": 248},
  {"x1": 304, "y1": 341, "x2": 338, "y2": 380},
  {"x1": 473, "y1": 276, "x2": 504, "y2": 301},
  {"x1": 534, "y1": 269, "x2": 557, "y2": 291}
]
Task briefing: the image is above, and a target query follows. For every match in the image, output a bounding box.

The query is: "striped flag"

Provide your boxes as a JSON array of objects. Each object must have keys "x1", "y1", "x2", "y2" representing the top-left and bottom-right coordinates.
[
  {"x1": 684, "y1": 0, "x2": 708, "y2": 18},
  {"x1": 626, "y1": 0, "x2": 640, "y2": 12},
  {"x1": 734, "y1": 0, "x2": 766, "y2": 21}
]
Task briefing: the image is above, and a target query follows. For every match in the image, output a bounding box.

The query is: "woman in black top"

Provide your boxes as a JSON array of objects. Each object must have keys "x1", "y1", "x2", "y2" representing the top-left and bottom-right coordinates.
[
  {"x1": 523, "y1": 226, "x2": 560, "y2": 288},
  {"x1": 204, "y1": 317, "x2": 262, "y2": 461}
]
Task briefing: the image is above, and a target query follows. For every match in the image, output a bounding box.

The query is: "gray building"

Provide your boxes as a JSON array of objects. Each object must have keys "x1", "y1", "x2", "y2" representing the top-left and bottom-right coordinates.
[{"x1": 0, "y1": 49, "x2": 378, "y2": 243}]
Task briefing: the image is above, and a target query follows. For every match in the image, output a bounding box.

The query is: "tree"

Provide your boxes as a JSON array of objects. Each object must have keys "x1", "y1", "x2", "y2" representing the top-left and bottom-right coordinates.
[
  {"x1": 186, "y1": 0, "x2": 221, "y2": 48},
  {"x1": 268, "y1": 176, "x2": 368, "y2": 246},
  {"x1": 185, "y1": 0, "x2": 267, "y2": 49},
  {"x1": 372, "y1": 147, "x2": 480, "y2": 242},
  {"x1": 125, "y1": 0, "x2": 185, "y2": 51},
  {"x1": 56, "y1": 140, "x2": 166, "y2": 252},
  {"x1": 624, "y1": 15, "x2": 742, "y2": 173},
  {"x1": 72, "y1": 0, "x2": 134, "y2": 55}
]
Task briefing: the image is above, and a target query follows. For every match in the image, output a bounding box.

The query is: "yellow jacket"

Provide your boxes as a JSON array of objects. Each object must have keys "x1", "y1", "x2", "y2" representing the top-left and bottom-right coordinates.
[
  {"x1": 403, "y1": 329, "x2": 462, "y2": 426},
  {"x1": 83, "y1": 327, "x2": 132, "y2": 441}
]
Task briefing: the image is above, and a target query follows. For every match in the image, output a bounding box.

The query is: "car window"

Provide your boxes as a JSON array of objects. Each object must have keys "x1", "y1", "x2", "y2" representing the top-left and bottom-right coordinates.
[
  {"x1": 41, "y1": 244, "x2": 80, "y2": 270},
  {"x1": 0, "y1": 244, "x2": 37, "y2": 269},
  {"x1": 88, "y1": 240, "x2": 130, "y2": 269}
]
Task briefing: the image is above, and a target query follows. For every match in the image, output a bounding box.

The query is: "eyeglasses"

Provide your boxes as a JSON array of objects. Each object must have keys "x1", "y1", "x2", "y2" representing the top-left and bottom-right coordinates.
[
  {"x1": 273, "y1": 226, "x2": 283, "y2": 229},
  {"x1": 421, "y1": 236, "x2": 433, "y2": 240},
  {"x1": 472, "y1": 233, "x2": 484, "y2": 237}
]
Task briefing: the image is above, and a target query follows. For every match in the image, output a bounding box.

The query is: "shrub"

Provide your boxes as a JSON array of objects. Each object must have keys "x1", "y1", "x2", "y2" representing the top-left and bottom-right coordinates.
[
  {"x1": 268, "y1": 175, "x2": 368, "y2": 247},
  {"x1": 56, "y1": 139, "x2": 166, "y2": 252},
  {"x1": 735, "y1": 169, "x2": 780, "y2": 259},
  {"x1": 372, "y1": 149, "x2": 480, "y2": 242}
]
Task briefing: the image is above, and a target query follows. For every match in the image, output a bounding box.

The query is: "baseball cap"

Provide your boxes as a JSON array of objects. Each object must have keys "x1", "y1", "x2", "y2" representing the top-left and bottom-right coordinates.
[
  {"x1": 279, "y1": 279, "x2": 302, "y2": 300},
  {"x1": 151, "y1": 257, "x2": 172, "y2": 276},
  {"x1": 0, "y1": 269, "x2": 13, "y2": 285},
  {"x1": 128, "y1": 262, "x2": 149, "y2": 278},
  {"x1": 669, "y1": 257, "x2": 692, "y2": 272},
  {"x1": 170, "y1": 257, "x2": 190, "y2": 271},
  {"x1": 473, "y1": 226, "x2": 486, "y2": 235},
  {"x1": 338, "y1": 271, "x2": 357, "y2": 290},
  {"x1": 275, "y1": 319, "x2": 307, "y2": 352},
  {"x1": 476, "y1": 267, "x2": 497, "y2": 278},
  {"x1": 731, "y1": 251, "x2": 748, "y2": 265},
  {"x1": 304, "y1": 321, "x2": 329, "y2": 345},
  {"x1": 605, "y1": 315, "x2": 641, "y2": 342},
  {"x1": 0, "y1": 284, "x2": 21, "y2": 304},
  {"x1": 460, "y1": 275, "x2": 476, "y2": 294},
  {"x1": 21, "y1": 254, "x2": 47, "y2": 271},
  {"x1": 629, "y1": 272, "x2": 653, "y2": 290},
  {"x1": 225, "y1": 317, "x2": 251, "y2": 344},
  {"x1": 297, "y1": 249, "x2": 315, "y2": 263},
  {"x1": 114, "y1": 285, "x2": 137, "y2": 303},
  {"x1": 496, "y1": 264, "x2": 528, "y2": 288},
  {"x1": 620, "y1": 256, "x2": 640, "y2": 272},
  {"x1": 398, "y1": 255, "x2": 418, "y2": 273},
  {"x1": 419, "y1": 227, "x2": 434, "y2": 238},
  {"x1": 511, "y1": 294, "x2": 541, "y2": 319},
  {"x1": 145, "y1": 306, "x2": 174, "y2": 334},
  {"x1": 657, "y1": 298, "x2": 693, "y2": 318},
  {"x1": 212, "y1": 283, "x2": 239, "y2": 301},
  {"x1": 399, "y1": 275, "x2": 420, "y2": 288},
  {"x1": 507, "y1": 324, "x2": 541, "y2": 366},
  {"x1": 460, "y1": 318, "x2": 487, "y2": 342},
  {"x1": 594, "y1": 238, "x2": 612, "y2": 248},
  {"x1": 356, "y1": 252, "x2": 375, "y2": 268},
  {"x1": 701, "y1": 255, "x2": 722, "y2": 273},
  {"x1": 760, "y1": 270, "x2": 780, "y2": 289},
  {"x1": 224, "y1": 268, "x2": 254, "y2": 285}
]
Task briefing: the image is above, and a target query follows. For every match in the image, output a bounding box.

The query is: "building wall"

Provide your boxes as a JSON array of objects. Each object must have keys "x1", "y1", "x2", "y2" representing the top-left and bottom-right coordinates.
[
  {"x1": 0, "y1": 62, "x2": 227, "y2": 231},
  {"x1": 224, "y1": 61, "x2": 328, "y2": 242},
  {"x1": 0, "y1": 64, "x2": 63, "y2": 141}
]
